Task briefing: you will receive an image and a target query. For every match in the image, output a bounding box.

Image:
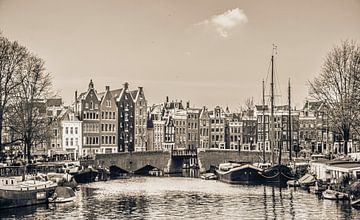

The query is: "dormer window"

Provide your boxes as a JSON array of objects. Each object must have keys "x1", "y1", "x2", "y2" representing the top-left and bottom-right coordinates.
[
  {"x1": 107, "y1": 100, "x2": 111, "y2": 107},
  {"x1": 90, "y1": 101, "x2": 94, "y2": 110}
]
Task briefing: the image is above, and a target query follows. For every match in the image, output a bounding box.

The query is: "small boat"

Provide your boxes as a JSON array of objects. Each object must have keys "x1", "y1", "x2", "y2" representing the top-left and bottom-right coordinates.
[
  {"x1": 287, "y1": 180, "x2": 300, "y2": 187},
  {"x1": 0, "y1": 177, "x2": 57, "y2": 209},
  {"x1": 201, "y1": 173, "x2": 217, "y2": 180},
  {"x1": 322, "y1": 189, "x2": 349, "y2": 200},
  {"x1": 216, "y1": 163, "x2": 264, "y2": 184},
  {"x1": 298, "y1": 173, "x2": 316, "y2": 188},
  {"x1": 351, "y1": 198, "x2": 360, "y2": 208},
  {"x1": 48, "y1": 187, "x2": 75, "y2": 203},
  {"x1": 73, "y1": 167, "x2": 99, "y2": 184}
]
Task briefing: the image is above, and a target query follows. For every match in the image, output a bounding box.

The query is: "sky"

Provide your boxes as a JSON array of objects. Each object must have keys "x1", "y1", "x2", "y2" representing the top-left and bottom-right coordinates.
[{"x1": 0, "y1": 0, "x2": 359, "y2": 111}]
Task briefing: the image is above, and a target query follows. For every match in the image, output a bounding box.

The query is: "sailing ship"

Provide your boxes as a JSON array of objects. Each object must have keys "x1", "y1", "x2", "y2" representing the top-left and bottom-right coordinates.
[{"x1": 261, "y1": 45, "x2": 296, "y2": 186}]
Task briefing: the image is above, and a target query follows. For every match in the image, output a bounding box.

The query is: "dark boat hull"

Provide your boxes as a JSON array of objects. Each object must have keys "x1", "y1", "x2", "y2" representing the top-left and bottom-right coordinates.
[
  {"x1": 216, "y1": 165, "x2": 264, "y2": 184},
  {"x1": 0, "y1": 186, "x2": 56, "y2": 209},
  {"x1": 262, "y1": 165, "x2": 295, "y2": 187},
  {"x1": 73, "y1": 170, "x2": 98, "y2": 183}
]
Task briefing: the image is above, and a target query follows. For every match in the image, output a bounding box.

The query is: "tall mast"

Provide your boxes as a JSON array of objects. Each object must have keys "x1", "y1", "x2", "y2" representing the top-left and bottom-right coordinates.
[
  {"x1": 270, "y1": 45, "x2": 276, "y2": 165},
  {"x1": 288, "y1": 78, "x2": 292, "y2": 162},
  {"x1": 262, "y1": 80, "x2": 266, "y2": 163}
]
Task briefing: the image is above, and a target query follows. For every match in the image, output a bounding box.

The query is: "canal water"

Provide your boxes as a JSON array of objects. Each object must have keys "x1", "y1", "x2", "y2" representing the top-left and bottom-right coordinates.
[{"x1": 1, "y1": 176, "x2": 360, "y2": 220}]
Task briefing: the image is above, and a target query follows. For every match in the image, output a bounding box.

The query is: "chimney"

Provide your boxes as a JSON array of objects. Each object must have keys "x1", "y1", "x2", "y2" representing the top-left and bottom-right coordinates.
[
  {"x1": 124, "y1": 82, "x2": 129, "y2": 90},
  {"x1": 105, "y1": 86, "x2": 110, "y2": 91},
  {"x1": 138, "y1": 86, "x2": 143, "y2": 93},
  {"x1": 166, "y1": 96, "x2": 169, "y2": 103},
  {"x1": 186, "y1": 101, "x2": 190, "y2": 109},
  {"x1": 74, "y1": 90, "x2": 78, "y2": 115}
]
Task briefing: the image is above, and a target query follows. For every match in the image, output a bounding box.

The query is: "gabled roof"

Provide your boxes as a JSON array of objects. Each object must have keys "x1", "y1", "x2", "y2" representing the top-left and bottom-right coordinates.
[
  {"x1": 303, "y1": 101, "x2": 322, "y2": 111},
  {"x1": 130, "y1": 90, "x2": 139, "y2": 101}
]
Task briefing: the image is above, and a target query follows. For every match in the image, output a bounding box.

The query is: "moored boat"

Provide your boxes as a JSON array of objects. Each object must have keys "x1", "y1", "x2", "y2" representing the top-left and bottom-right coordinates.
[
  {"x1": 73, "y1": 167, "x2": 99, "y2": 184},
  {"x1": 216, "y1": 163, "x2": 264, "y2": 184},
  {"x1": 351, "y1": 198, "x2": 360, "y2": 208},
  {"x1": 0, "y1": 177, "x2": 57, "y2": 209},
  {"x1": 48, "y1": 186, "x2": 75, "y2": 204},
  {"x1": 261, "y1": 164, "x2": 296, "y2": 187},
  {"x1": 287, "y1": 180, "x2": 300, "y2": 187},
  {"x1": 201, "y1": 173, "x2": 217, "y2": 180},
  {"x1": 322, "y1": 189, "x2": 349, "y2": 200}
]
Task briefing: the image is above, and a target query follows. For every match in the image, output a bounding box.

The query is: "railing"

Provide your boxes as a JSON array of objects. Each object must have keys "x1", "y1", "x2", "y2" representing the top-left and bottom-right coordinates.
[
  {"x1": 171, "y1": 149, "x2": 197, "y2": 157},
  {"x1": 0, "y1": 166, "x2": 25, "y2": 177}
]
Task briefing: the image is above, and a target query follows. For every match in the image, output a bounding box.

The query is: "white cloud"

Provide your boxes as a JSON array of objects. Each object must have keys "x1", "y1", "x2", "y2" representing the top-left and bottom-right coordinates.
[{"x1": 195, "y1": 8, "x2": 248, "y2": 38}]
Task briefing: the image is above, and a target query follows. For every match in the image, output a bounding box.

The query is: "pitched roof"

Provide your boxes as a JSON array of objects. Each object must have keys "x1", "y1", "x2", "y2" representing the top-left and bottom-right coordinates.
[{"x1": 46, "y1": 98, "x2": 62, "y2": 107}]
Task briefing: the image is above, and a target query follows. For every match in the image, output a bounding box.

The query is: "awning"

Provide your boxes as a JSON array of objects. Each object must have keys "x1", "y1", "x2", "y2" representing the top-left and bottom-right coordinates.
[{"x1": 50, "y1": 149, "x2": 70, "y2": 155}]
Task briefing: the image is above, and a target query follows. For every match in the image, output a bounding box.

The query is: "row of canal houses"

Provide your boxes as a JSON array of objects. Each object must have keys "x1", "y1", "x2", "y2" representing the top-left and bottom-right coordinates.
[{"x1": 29, "y1": 80, "x2": 359, "y2": 160}]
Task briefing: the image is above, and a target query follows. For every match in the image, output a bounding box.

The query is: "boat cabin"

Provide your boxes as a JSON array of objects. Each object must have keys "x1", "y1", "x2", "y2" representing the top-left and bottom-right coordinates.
[
  {"x1": 310, "y1": 160, "x2": 360, "y2": 183},
  {"x1": 0, "y1": 177, "x2": 18, "y2": 187}
]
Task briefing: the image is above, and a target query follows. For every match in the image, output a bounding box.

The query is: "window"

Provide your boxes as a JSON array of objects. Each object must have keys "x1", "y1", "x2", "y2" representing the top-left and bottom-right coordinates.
[
  {"x1": 70, "y1": 138, "x2": 73, "y2": 146},
  {"x1": 75, "y1": 127, "x2": 78, "y2": 134},
  {"x1": 85, "y1": 103, "x2": 89, "y2": 109},
  {"x1": 65, "y1": 138, "x2": 69, "y2": 146},
  {"x1": 65, "y1": 127, "x2": 68, "y2": 134},
  {"x1": 107, "y1": 100, "x2": 111, "y2": 107},
  {"x1": 70, "y1": 127, "x2": 73, "y2": 134}
]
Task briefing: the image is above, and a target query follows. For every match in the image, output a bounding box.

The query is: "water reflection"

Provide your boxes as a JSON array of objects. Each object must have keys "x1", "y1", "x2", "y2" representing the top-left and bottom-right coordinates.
[{"x1": 1, "y1": 177, "x2": 360, "y2": 219}]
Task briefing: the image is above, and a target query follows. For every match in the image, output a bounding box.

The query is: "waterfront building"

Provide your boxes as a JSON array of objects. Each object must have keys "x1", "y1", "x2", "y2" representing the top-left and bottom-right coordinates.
[
  {"x1": 133, "y1": 87, "x2": 147, "y2": 152},
  {"x1": 209, "y1": 106, "x2": 227, "y2": 149},
  {"x1": 99, "y1": 86, "x2": 119, "y2": 154},
  {"x1": 46, "y1": 98, "x2": 64, "y2": 156},
  {"x1": 240, "y1": 108, "x2": 257, "y2": 151},
  {"x1": 255, "y1": 105, "x2": 270, "y2": 153},
  {"x1": 60, "y1": 108, "x2": 83, "y2": 159},
  {"x1": 172, "y1": 110, "x2": 187, "y2": 150},
  {"x1": 186, "y1": 104, "x2": 200, "y2": 150},
  {"x1": 228, "y1": 115, "x2": 243, "y2": 151},
  {"x1": 299, "y1": 101, "x2": 320, "y2": 154},
  {"x1": 75, "y1": 80, "x2": 101, "y2": 157},
  {"x1": 199, "y1": 107, "x2": 211, "y2": 150},
  {"x1": 146, "y1": 117, "x2": 154, "y2": 151},
  {"x1": 163, "y1": 116, "x2": 175, "y2": 150},
  {"x1": 149, "y1": 103, "x2": 166, "y2": 151}
]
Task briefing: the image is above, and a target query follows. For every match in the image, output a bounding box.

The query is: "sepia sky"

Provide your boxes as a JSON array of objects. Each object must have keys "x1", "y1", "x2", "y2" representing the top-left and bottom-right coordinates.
[{"x1": 0, "y1": 0, "x2": 359, "y2": 110}]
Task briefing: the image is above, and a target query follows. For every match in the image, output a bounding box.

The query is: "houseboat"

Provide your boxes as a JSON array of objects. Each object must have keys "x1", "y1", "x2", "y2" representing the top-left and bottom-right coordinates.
[
  {"x1": 216, "y1": 162, "x2": 264, "y2": 184},
  {"x1": 0, "y1": 177, "x2": 57, "y2": 209}
]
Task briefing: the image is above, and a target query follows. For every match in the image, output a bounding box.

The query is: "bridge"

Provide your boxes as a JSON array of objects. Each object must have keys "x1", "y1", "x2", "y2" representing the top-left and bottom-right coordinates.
[{"x1": 93, "y1": 149, "x2": 279, "y2": 176}]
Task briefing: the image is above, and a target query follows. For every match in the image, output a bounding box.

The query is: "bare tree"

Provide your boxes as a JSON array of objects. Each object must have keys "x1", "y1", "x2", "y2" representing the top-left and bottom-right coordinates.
[
  {"x1": 0, "y1": 35, "x2": 28, "y2": 158},
  {"x1": 310, "y1": 40, "x2": 360, "y2": 155},
  {"x1": 8, "y1": 55, "x2": 52, "y2": 163}
]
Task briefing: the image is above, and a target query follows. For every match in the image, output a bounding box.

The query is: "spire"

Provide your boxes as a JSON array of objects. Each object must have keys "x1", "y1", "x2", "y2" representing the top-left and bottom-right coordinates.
[
  {"x1": 88, "y1": 79, "x2": 94, "y2": 90},
  {"x1": 124, "y1": 82, "x2": 129, "y2": 90}
]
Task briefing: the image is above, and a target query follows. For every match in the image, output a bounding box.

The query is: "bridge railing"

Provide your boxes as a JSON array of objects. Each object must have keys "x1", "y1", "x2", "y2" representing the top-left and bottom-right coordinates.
[{"x1": 171, "y1": 149, "x2": 197, "y2": 157}]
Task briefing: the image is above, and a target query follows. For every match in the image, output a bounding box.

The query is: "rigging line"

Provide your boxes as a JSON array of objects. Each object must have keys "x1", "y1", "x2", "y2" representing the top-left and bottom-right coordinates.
[
  {"x1": 264, "y1": 59, "x2": 272, "y2": 106},
  {"x1": 273, "y1": 59, "x2": 283, "y2": 105}
]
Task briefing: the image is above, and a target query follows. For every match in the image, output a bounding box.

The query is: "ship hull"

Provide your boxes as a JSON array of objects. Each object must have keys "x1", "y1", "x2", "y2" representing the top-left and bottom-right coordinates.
[
  {"x1": 0, "y1": 185, "x2": 56, "y2": 209},
  {"x1": 216, "y1": 164, "x2": 264, "y2": 184},
  {"x1": 73, "y1": 170, "x2": 98, "y2": 183},
  {"x1": 262, "y1": 164, "x2": 295, "y2": 187}
]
